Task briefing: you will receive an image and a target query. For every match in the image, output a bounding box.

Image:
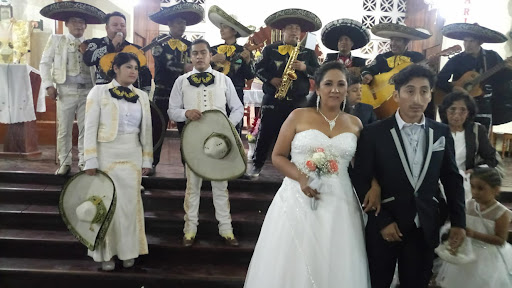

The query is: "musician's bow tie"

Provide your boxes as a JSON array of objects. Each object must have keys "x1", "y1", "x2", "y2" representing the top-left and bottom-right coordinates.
[
  {"x1": 217, "y1": 45, "x2": 236, "y2": 57},
  {"x1": 278, "y1": 45, "x2": 295, "y2": 55},
  {"x1": 187, "y1": 72, "x2": 215, "y2": 87},
  {"x1": 109, "y1": 86, "x2": 139, "y2": 103},
  {"x1": 168, "y1": 39, "x2": 188, "y2": 52}
]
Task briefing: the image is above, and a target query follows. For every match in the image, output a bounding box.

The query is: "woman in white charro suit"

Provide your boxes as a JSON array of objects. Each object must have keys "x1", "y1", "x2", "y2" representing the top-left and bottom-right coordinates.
[{"x1": 83, "y1": 52, "x2": 153, "y2": 271}]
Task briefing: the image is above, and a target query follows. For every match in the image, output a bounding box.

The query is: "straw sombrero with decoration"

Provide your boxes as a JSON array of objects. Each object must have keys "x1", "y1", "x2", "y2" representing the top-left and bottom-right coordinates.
[
  {"x1": 181, "y1": 110, "x2": 247, "y2": 181},
  {"x1": 149, "y1": 2, "x2": 204, "y2": 26},
  {"x1": 264, "y1": 8, "x2": 322, "y2": 32},
  {"x1": 371, "y1": 23, "x2": 431, "y2": 40},
  {"x1": 321, "y1": 19, "x2": 370, "y2": 50},
  {"x1": 208, "y1": 5, "x2": 254, "y2": 38},
  {"x1": 59, "y1": 170, "x2": 116, "y2": 251},
  {"x1": 442, "y1": 23, "x2": 507, "y2": 43},
  {"x1": 40, "y1": 1, "x2": 106, "y2": 24}
]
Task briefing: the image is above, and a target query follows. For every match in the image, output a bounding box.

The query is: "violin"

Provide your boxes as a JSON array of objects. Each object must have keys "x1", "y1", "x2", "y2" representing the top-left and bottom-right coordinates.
[{"x1": 98, "y1": 35, "x2": 172, "y2": 74}]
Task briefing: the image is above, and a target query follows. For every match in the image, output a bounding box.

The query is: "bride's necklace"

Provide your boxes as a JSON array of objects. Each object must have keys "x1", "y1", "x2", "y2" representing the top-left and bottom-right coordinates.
[{"x1": 318, "y1": 110, "x2": 341, "y2": 131}]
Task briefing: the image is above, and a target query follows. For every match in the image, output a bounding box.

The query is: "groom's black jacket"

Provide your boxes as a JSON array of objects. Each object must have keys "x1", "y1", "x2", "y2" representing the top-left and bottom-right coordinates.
[{"x1": 352, "y1": 116, "x2": 466, "y2": 248}]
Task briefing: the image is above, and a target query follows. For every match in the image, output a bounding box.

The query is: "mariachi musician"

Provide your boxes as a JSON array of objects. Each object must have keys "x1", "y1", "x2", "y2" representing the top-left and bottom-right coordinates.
[
  {"x1": 436, "y1": 23, "x2": 512, "y2": 131},
  {"x1": 321, "y1": 18, "x2": 370, "y2": 76},
  {"x1": 148, "y1": 2, "x2": 204, "y2": 176},
  {"x1": 83, "y1": 11, "x2": 152, "y2": 92},
  {"x1": 245, "y1": 8, "x2": 321, "y2": 178},
  {"x1": 209, "y1": 5, "x2": 255, "y2": 136},
  {"x1": 39, "y1": 1, "x2": 105, "y2": 175},
  {"x1": 360, "y1": 22, "x2": 431, "y2": 119}
]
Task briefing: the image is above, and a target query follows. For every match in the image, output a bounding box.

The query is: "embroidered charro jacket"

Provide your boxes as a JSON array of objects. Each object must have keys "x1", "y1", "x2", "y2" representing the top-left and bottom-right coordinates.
[
  {"x1": 83, "y1": 81, "x2": 153, "y2": 167},
  {"x1": 40, "y1": 34, "x2": 94, "y2": 89}
]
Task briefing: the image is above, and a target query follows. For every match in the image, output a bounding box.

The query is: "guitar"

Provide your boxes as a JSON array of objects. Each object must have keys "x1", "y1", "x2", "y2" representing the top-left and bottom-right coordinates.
[
  {"x1": 98, "y1": 35, "x2": 172, "y2": 74},
  {"x1": 434, "y1": 56, "x2": 512, "y2": 103},
  {"x1": 214, "y1": 42, "x2": 264, "y2": 75},
  {"x1": 361, "y1": 45, "x2": 462, "y2": 119}
]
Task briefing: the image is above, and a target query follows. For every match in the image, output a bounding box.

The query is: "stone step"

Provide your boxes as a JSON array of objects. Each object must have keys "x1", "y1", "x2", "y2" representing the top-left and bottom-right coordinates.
[
  {"x1": 0, "y1": 171, "x2": 282, "y2": 192},
  {"x1": 0, "y1": 204, "x2": 265, "y2": 239},
  {"x1": 0, "y1": 185, "x2": 274, "y2": 214},
  {"x1": 0, "y1": 229, "x2": 255, "y2": 265},
  {"x1": 0, "y1": 257, "x2": 246, "y2": 288}
]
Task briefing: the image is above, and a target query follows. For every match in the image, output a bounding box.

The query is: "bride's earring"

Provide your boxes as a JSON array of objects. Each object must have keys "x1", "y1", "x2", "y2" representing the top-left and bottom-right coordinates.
[
  {"x1": 342, "y1": 96, "x2": 346, "y2": 112},
  {"x1": 316, "y1": 95, "x2": 320, "y2": 112}
]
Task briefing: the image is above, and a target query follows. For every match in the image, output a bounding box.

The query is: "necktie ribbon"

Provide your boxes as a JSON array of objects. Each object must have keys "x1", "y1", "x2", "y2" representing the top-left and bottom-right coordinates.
[
  {"x1": 187, "y1": 72, "x2": 215, "y2": 87},
  {"x1": 109, "y1": 86, "x2": 139, "y2": 103}
]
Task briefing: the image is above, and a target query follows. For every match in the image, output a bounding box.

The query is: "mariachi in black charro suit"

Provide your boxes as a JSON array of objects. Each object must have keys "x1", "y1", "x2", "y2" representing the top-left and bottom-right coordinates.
[
  {"x1": 352, "y1": 115, "x2": 466, "y2": 288},
  {"x1": 251, "y1": 41, "x2": 319, "y2": 169}
]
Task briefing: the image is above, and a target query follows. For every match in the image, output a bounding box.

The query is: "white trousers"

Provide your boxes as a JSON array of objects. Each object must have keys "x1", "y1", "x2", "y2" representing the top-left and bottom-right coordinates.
[
  {"x1": 183, "y1": 164, "x2": 234, "y2": 236},
  {"x1": 56, "y1": 83, "x2": 90, "y2": 166}
]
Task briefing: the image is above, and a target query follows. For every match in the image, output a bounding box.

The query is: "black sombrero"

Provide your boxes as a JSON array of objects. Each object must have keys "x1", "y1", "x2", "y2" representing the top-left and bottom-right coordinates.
[
  {"x1": 40, "y1": 1, "x2": 106, "y2": 24},
  {"x1": 321, "y1": 19, "x2": 370, "y2": 50},
  {"x1": 264, "y1": 8, "x2": 322, "y2": 32},
  {"x1": 149, "y1": 2, "x2": 204, "y2": 26},
  {"x1": 371, "y1": 23, "x2": 431, "y2": 40},
  {"x1": 442, "y1": 23, "x2": 507, "y2": 43}
]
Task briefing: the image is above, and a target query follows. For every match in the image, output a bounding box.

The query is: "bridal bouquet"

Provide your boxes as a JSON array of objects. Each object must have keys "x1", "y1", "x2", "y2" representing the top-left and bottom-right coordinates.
[
  {"x1": 298, "y1": 147, "x2": 339, "y2": 211},
  {"x1": 304, "y1": 147, "x2": 339, "y2": 177}
]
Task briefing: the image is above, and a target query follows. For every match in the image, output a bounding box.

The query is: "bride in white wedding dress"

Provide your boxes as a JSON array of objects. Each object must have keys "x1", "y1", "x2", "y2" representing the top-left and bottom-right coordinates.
[{"x1": 244, "y1": 62, "x2": 371, "y2": 288}]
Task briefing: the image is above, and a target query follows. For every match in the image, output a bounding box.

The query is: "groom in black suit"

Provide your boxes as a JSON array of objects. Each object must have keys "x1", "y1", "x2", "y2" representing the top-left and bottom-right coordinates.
[{"x1": 352, "y1": 64, "x2": 466, "y2": 288}]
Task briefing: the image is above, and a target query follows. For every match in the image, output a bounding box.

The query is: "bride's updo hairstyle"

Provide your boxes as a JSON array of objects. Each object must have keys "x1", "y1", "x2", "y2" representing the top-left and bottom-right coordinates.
[{"x1": 307, "y1": 61, "x2": 350, "y2": 108}]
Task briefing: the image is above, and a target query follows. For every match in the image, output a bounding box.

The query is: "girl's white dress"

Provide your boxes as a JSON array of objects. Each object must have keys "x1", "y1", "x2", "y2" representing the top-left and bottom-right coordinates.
[{"x1": 437, "y1": 199, "x2": 512, "y2": 288}]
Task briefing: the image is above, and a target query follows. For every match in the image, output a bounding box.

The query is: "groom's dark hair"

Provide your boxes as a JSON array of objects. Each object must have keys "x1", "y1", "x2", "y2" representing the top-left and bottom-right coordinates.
[{"x1": 392, "y1": 64, "x2": 436, "y2": 92}]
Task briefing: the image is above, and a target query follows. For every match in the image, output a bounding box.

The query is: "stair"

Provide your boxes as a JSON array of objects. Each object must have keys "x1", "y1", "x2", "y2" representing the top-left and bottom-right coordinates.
[
  {"x1": 0, "y1": 171, "x2": 511, "y2": 287},
  {"x1": 0, "y1": 171, "x2": 280, "y2": 288}
]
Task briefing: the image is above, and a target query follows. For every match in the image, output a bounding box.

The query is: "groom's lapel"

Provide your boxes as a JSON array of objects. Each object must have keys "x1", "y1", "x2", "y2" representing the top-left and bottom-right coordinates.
[
  {"x1": 415, "y1": 125, "x2": 434, "y2": 193},
  {"x1": 390, "y1": 126, "x2": 415, "y2": 189}
]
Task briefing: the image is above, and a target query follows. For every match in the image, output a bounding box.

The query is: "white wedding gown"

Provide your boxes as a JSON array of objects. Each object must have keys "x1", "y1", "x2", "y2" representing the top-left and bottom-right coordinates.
[{"x1": 244, "y1": 129, "x2": 370, "y2": 288}]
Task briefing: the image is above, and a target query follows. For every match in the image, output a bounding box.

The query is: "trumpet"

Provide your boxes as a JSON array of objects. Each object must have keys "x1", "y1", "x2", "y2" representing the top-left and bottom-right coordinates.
[{"x1": 275, "y1": 39, "x2": 302, "y2": 100}]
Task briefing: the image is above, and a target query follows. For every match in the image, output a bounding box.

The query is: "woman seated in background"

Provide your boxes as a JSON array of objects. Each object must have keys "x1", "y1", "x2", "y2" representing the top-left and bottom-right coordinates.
[
  {"x1": 83, "y1": 52, "x2": 153, "y2": 271},
  {"x1": 438, "y1": 91, "x2": 499, "y2": 199}
]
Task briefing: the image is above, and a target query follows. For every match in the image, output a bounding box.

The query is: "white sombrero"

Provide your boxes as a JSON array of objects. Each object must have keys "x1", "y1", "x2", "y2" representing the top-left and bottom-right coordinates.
[
  {"x1": 208, "y1": 5, "x2": 254, "y2": 38},
  {"x1": 39, "y1": 1, "x2": 106, "y2": 24},
  {"x1": 59, "y1": 170, "x2": 116, "y2": 251},
  {"x1": 182, "y1": 110, "x2": 247, "y2": 181},
  {"x1": 149, "y1": 2, "x2": 204, "y2": 26},
  {"x1": 371, "y1": 23, "x2": 431, "y2": 40}
]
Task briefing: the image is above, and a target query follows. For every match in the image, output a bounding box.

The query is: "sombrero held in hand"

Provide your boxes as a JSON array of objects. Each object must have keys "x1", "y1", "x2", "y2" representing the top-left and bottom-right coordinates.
[
  {"x1": 181, "y1": 110, "x2": 247, "y2": 181},
  {"x1": 59, "y1": 170, "x2": 116, "y2": 251}
]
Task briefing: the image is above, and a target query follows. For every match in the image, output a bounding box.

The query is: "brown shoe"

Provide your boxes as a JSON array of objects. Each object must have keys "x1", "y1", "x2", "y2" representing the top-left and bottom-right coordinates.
[
  {"x1": 183, "y1": 234, "x2": 195, "y2": 247},
  {"x1": 223, "y1": 235, "x2": 239, "y2": 247}
]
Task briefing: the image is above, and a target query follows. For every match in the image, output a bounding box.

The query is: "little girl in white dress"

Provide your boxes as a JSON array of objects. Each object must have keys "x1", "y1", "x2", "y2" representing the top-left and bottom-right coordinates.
[{"x1": 436, "y1": 167, "x2": 512, "y2": 288}]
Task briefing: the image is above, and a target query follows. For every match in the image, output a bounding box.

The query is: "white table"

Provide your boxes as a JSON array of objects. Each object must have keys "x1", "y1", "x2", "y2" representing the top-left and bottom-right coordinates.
[
  {"x1": 0, "y1": 64, "x2": 45, "y2": 124},
  {"x1": 243, "y1": 89, "x2": 264, "y2": 107}
]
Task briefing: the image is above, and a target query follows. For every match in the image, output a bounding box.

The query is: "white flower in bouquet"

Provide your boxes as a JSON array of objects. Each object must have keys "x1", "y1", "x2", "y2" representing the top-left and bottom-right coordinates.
[{"x1": 312, "y1": 151, "x2": 327, "y2": 166}]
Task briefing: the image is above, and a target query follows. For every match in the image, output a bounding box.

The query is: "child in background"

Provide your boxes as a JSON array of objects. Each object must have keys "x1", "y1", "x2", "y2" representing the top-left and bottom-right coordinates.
[{"x1": 436, "y1": 167, "x2": 512, "y2": 287}]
